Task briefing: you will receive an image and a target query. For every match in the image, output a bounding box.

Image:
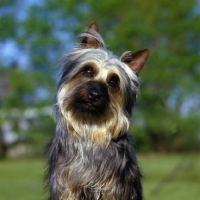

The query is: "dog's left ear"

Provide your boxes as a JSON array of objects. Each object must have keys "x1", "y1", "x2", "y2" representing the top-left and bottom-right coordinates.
[
  {"x1": 121, "y1": 49, "x2": 150, "y2": 75},
  {"x1": 81, "y1": 22, "x2": 104, "y2": 49}
]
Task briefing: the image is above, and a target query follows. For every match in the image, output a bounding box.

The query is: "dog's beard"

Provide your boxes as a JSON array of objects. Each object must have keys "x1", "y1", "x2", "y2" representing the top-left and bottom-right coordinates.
[
  {"x1": 57, "y1": 82, "x2": 130, "y2": 146},
  {"x1": 60, "y1": 81, "x2": 110, "y2": 120}
]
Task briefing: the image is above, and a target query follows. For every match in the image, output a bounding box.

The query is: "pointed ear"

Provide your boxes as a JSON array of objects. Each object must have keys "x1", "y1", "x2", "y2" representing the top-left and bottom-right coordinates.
[
  {"x1": 81, "y1": 22, "x2": 102, "y2": 48},
  {"x1": 121, "y1": 49, "x2": 150, "y2": 75},
  {"x1": 88, "y1": 21, "x2": 99, "y2": 33}
]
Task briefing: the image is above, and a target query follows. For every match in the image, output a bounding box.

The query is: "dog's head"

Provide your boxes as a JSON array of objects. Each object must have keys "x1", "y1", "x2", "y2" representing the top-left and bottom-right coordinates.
[{"x1": 56, "y1": 22, "x2": 149, "y2": 145}]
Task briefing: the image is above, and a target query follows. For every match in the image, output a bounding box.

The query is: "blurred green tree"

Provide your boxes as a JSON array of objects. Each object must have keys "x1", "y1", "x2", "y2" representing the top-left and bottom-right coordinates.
[
  {"x1": 0, "y1": 0, "x2": 55, "y2": 157},
  {"x1": 0, "y1": 0, "x2": 200, "y2": 156}
]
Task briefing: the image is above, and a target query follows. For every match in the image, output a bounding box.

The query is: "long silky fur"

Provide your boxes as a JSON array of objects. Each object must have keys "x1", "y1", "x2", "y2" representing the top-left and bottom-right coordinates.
[{"x1": 46, "y1": 27, "x2": 143, "y2": 200}]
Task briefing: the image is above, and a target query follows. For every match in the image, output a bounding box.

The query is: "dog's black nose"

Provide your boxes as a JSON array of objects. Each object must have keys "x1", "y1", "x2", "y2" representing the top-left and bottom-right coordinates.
[{"x1": 88, "y1": 88, "x2": 102, "y2": 102}]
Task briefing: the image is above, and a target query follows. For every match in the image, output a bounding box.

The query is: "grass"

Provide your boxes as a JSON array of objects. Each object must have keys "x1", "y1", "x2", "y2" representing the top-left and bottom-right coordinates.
[
  {"x1": 0, "y1": 159, "x2": 47, "y2": 200},
  {"x1": 0, "y1": 154, "x2": 199, "y2": 200},
  {"x1": 140, "y1": 153, "x2": 200, "y2": 200}
]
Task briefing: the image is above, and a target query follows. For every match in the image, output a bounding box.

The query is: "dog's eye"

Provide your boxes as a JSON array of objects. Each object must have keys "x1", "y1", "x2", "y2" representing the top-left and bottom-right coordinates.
[
  {"x1": 83, "y1": 66, "x2": 93, "y2": 77},
  {"x1": 108, "y1": 75, "x2": 120, "y2": 88}
]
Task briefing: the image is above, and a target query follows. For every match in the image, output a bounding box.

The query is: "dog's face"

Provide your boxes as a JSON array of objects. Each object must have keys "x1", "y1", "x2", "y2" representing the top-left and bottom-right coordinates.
[{"x1": 56, "y1": 22, "x2": 149, "y2": 145}]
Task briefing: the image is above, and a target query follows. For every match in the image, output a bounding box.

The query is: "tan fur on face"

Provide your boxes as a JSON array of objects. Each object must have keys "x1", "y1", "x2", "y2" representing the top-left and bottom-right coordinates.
[{"x1": 57, "y1": 58, "x2": 131, "y2": 146}]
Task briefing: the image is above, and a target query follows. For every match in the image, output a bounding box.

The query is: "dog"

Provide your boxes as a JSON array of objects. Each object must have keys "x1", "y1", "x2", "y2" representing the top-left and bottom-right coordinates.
[{"x1": 46, "y1": 22, "x2": 149, "y2": 200}]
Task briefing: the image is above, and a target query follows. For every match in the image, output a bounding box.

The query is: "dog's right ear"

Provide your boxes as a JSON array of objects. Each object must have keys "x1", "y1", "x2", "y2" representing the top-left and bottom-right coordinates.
[{"x1": 81, "y1": 22, "x2": 104, "y2": 49}]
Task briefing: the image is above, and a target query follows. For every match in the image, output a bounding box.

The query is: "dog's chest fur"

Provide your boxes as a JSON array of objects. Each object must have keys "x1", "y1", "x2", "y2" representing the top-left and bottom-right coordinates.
[{"x1": 56, "y1": 134, "x2": 141, "y2": 200}]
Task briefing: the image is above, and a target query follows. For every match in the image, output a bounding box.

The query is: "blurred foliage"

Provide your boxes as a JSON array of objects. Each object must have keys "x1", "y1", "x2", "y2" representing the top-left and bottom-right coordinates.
[{"x1": 0, "y1": 0, "x2": 200, "y2": 157}]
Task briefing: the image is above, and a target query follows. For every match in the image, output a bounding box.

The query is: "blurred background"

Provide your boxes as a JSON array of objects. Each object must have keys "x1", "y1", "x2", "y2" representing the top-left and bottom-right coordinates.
[{"x1": 0, "y1": 0, "x2": 199, "y2": 200}]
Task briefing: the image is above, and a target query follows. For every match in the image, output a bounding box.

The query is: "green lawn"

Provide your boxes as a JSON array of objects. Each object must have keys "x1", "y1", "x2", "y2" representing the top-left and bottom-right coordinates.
[
  {"x1": 0, "y1": 159, "x2": 47, "y2": 200},
  {"x1": 0, "y1": 154, "x2": 199, "y2": 200},
  {"x1": 140, "y1": 154, "x2": 200, "y2": 200}
]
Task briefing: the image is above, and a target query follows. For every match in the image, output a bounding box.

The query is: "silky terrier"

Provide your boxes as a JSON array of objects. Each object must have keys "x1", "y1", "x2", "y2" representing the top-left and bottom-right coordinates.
[{"x1": 46, "y1": 22, "x2": 149, "y2": 200}]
